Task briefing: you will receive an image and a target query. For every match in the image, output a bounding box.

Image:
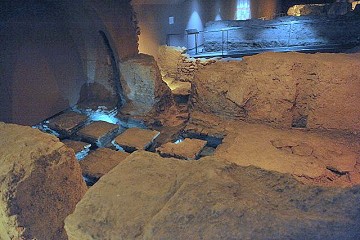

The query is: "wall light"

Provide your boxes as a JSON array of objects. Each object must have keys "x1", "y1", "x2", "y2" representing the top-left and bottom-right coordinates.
[{"x1": 236, "y1": 0, "x2": 251, "y2": 20}]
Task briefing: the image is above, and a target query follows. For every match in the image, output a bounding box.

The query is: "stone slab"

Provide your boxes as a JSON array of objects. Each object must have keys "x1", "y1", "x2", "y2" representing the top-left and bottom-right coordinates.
[
  {"x1": 80, "y1": 148, "x2": 129, "y2": 184},
  {"x1": 77, "y1": 121, "x2": 119, "y2": 147},
  {"x1": 62, "y1": 140, "x2": 91, "y2": 154},
  {"x1": 156, "y1": 138, "x2": 207, "y2": 160},
  {"x1": 114, "y1": 128, "x2": 160, "y2": 152},
  {"x1": 48, "y1": 111, "x2": 88, "y2": 138},
  {"x1": 0, "y1": 122, "x2": 87, "y2": 240},
  {"x1": 65, "y1": 151, "x2": 360, "y2": 239},
  {"x1": 62, "y1": 140, "x2": 91, "y2": 160}
]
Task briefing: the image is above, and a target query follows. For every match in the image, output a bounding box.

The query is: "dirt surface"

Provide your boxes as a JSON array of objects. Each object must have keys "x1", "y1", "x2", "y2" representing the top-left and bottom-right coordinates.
[{"x1": 65, "y1": 151, "x2": 360, "y2": 239}]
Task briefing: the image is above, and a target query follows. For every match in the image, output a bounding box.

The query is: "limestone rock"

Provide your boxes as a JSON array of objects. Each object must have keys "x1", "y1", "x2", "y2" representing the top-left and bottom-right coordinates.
[
  {"x1": 48, "y1": 111, "x2": 88, "y2": 138},
  {"x1": 119, "y1": 54, "x2": 172, "y2": 115},
  {"x1": 114, "y1": 128, "x2": 160, "y2": 152},
  {"x1": 65, "y1": 151, "x2": 360, "y2": 239},
  {"x1": 77, "y1": 121, "x2": 119, "y2": 147},
  {"x1": 80, "y1": 148, "x2": 130, "y2": 183},
  {"x1": 0, "y1": 122, "x2": 87, "y2": 240},
  {"x1": 157, "y1": 138, "x2": 207, "y2": 160}
]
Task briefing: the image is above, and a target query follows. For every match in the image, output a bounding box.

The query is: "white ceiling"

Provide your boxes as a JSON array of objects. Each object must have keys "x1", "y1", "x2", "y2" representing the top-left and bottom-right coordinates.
[{"x1": 132, "y1": 0, "x2": 187, "y2": 5}]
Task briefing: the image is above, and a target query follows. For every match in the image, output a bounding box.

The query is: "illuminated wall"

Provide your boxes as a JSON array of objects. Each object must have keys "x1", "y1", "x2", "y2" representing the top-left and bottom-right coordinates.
[
  {"x1": 134, "y1": 0, "x2": 281, "y2": 57},
  {"x1": 236, "y1": 0, "x2": 251, "y2": 20}
]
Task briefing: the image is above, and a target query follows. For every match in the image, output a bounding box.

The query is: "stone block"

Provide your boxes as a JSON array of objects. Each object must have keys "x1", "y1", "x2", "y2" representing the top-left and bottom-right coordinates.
[
  {"x1": 77, "y1": 121, "x2": 119, "y2": 147},
  {"x1": 48, "y1": 111, "x2": 88, "y2": 138},
  {"x1": 156, "y1": 138, "x2": 207, "y2": 160},
  {"x1": 80, "y1": 148, "x2": 130, "y2": 184},
  {"x1": 113, "y1": 128, "x2": 160, "y2": 152},
  {"x1": 62, "y1": 139, "x2": 91, "y2": 160},
  {"x1": 0, "y1": 122, "x2": 87, "y2": 240},
  {"x1": 119, "y1": 54, "x2": 172, "y2": 115}
]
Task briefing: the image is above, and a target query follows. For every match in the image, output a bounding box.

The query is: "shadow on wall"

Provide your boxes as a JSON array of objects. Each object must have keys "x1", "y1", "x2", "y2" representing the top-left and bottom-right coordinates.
[{"x1": 0, "y1": 0, "x2": 139, "y2": 126}]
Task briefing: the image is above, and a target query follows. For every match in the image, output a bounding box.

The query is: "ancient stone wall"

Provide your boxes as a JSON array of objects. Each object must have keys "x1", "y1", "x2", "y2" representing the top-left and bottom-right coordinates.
[
  {"x1": 204, "y1": 15, "x2": 360, "y2": 53},
  {"x1": 157, "y1": 46, "x2": 217, "y2": 83},
  {"x1": 192, "y1": 52, "x2": 360, "y2": 133}
]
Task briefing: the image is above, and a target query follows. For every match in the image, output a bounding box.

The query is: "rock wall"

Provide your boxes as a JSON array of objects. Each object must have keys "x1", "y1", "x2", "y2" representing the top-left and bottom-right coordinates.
[
  {"x1": 157, "y1": 46, "x2": 217, "y2": 83},
  {"x1": 192, "y1": 52, "x2": 360, "y2": 133},
  {"x1": 0, "y1": 122, "x2": 87, "y2": 239},
  {"x1": 204, "y1": 15, "x2": 360, "y2": 53}
]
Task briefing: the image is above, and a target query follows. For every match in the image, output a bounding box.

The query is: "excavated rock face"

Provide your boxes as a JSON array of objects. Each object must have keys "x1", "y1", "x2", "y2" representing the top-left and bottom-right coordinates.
[
  {"x1": 65, "y1": 151, "x2": 360, "y2": 239},
  {"x1": 0, "y1": 122, "x2": 87, "y2": 240},
  {"x1": 192, "y1": 52, "x2": 360, "y2": 133},
  {"x1": 119, "y1": 54, "x2": 172, "y2": 115}
]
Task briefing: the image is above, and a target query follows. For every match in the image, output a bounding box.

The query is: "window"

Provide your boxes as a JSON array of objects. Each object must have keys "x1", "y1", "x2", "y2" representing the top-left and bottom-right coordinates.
[{"x1": 236, "y1": 0, "x2": 251, "y2": 20}]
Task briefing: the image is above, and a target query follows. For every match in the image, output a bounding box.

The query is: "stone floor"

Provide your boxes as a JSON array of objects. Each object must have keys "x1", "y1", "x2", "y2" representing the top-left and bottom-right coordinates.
[
  {"x1": 33, "y1": 106, "x2": 220, "y2": 186},
  {"x1": 28, "y1": 104, "x2": 360, "y2": 239}
]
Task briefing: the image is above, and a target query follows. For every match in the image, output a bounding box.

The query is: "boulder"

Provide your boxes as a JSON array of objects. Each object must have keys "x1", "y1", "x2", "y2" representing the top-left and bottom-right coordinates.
[
  {"x1": 113, "y1": 128, "x2": 160, "y2": 152},
  {"x1": 48, "y1": 111, "x2": 88, "y2": 138},
  {"x1": 65, "y1": 151, "x2": 360, "y2": 239},
  {"x1": 80, "y1": 148, "x2": 130, "y2": 184},
  {"x1": 119, "y1": 54, "x2": 172, "y2": 115},
  {"x1": 77, "y1": 121, "x2": 119, "y2": 147},
  {"x1": 156, "y1": 138, "x2": 207, "y2": 160},
  {"x1": 0, "y1": 122, "x2": 87, "y2": 240}
]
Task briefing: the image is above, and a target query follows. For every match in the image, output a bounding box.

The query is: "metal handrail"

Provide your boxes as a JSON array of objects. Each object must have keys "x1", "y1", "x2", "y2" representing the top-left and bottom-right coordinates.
[{"x1": 166, "y1": 16, "x2": 359, "y2": 56}]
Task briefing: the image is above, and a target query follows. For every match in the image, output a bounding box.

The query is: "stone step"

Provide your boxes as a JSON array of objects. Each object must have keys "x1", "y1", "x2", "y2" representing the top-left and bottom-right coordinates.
[
  {"x1": 47, "y1": 111, "x2": 88, "y2": 138},
  {"x1": 79, "y1": 148, "x2": 130, "y2": 185},
  {"x1": 113, "y1": 128, "x2": 160, "y2": 153},
  {"x1": 156, "y1": 138, "x2": 207, "y2": 160},
  {"x1": 77, "y1": 121, "x2": 119, "y2": 147},
  {"x1": 62, "y1": 140, "x2": 91, "y2": 160}
]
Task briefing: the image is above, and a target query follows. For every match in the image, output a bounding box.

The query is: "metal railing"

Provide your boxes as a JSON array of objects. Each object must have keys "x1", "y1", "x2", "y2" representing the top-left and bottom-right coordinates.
[{"x1": 166, "y1": 16, "x2": 358, "y2": 57}]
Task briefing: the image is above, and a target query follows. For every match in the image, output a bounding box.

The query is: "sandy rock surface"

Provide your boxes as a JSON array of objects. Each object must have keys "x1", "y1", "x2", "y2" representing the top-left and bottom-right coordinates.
[
  {"x1": 80, "y1": 148, "x2": 130, "y2": 182},
  {"x1": 65, "y1": 151, "x2": 360, "y2": 239},
  {"x1": 48, "y1": 111, "x2": 88, "y2": 137},
  {"x1": 157, "y1": 138, "x2": 207, "y2": 160},
  {"x1": 0, "y1": 122, "x2": 87, "y2": 240},
  {"x1": 185, "y1": 112, "x2": 360, "y2": 187},
  {"x1": 114, "y1": 128, "x2": 160, "y2": 152},
  {"x1": 77, "y1": 121, "x2": 119, "y2": 147}
]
